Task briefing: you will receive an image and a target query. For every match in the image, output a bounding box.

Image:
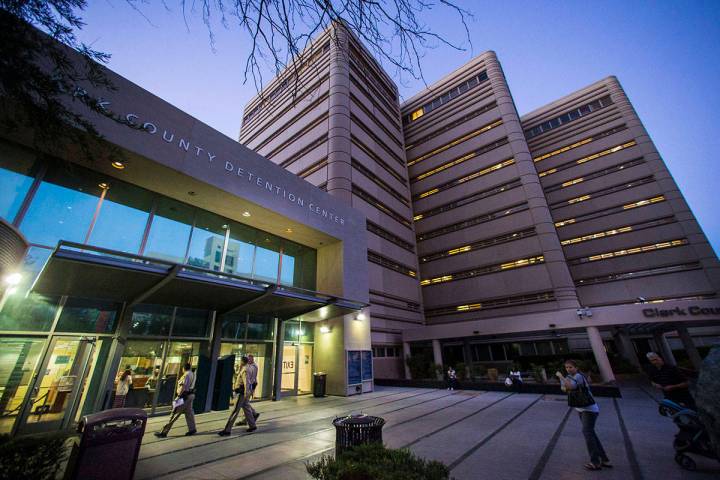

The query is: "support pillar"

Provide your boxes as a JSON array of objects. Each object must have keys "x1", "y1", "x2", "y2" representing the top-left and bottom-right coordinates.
[
  {"x1": 676, "y1": 327, "x2": 702, "y2": 370},
  {"x1": 403, "y1": 342, "x2": 412, "y2": 380},
  {"x1": 432, "y1": 340, "x2": 443, "y2": 380},
  {"x1": 272, "y1": 319, "x2": 285, "y2": 401},
  {"x1": 614, "y1": 328, "x2": 640, "y2": 368},
  {"x1": 586, "y1": 326, "x2": 615, "y2": 383},
  {"x1": 653, "y1": 331, "x2": 677, "y2": 366}
]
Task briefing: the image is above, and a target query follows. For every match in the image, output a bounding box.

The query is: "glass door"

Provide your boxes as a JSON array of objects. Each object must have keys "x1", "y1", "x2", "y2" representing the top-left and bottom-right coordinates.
[
  {"x1": 280, "y1": 343, "x2": 313, "y2": 396},
  {"x1": 16, "y1": 336, "x2": 96, "y2": 434},
  {"x1": 0, "y1": 338, "x2": 47, "y2": 435}
]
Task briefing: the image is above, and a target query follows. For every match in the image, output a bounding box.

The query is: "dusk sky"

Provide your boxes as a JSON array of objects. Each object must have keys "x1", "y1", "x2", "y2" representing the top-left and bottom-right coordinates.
[{"x1": 77, "y1": 1, "x2": 720, "y2": 253}]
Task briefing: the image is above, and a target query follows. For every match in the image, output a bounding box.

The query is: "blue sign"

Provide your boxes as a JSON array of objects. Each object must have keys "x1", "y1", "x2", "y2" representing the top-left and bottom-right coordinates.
[
  {"x1": 347, "y1": 351, "x2": 362, "y2": 385},
  {"x1": 361, "y1": 351, "x2": 372, "y2": 381}
]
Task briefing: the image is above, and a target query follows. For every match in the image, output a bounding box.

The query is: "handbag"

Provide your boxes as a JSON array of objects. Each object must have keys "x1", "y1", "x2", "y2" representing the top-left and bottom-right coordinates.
[{"x1": 567, "y1": 373, "x2": 595, "y2": 408}]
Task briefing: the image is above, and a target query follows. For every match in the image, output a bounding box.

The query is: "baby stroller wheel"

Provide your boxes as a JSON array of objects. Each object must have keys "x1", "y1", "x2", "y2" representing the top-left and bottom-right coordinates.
[{"x1": 674, "y1": 453, "x2": 697, "y2": 471}]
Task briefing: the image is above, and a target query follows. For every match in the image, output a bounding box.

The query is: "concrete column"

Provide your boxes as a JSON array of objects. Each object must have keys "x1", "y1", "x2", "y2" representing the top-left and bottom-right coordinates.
[
  {"x1": 403, "y1": 342, "x2": 412, "y2": 380},
  {"x1": 676, "y1": 327, "x2": 702, "y2": 370},
  {"x1": 432, "y1": 340, "x2": 443, "y2": 380},
  {"x1": 586, "y1": 326, "x2": 615, "y2": 383},
  {"x1": 614, "y1": 328, "x2": 640, "y2": 368},
  {"x1": 653, "y1": 331, "x2": 677, "y2": 366}
]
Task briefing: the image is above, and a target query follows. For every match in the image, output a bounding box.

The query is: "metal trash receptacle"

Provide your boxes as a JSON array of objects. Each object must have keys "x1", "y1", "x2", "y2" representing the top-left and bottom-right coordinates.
[
  {"x1": 66, "y1": 408, "x2": 147, "y2": 480},
  {"x1": 313, "y1": 372, "x2": 327, "y2": 397},
  {"x1": 333, "y1": 414, "x2": 385, "y2": 456}
]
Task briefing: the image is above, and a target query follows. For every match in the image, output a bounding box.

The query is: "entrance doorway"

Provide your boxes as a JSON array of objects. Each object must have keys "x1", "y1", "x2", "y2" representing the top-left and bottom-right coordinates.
[
  {"x1": 280, "y1": 343, "x2": 312, "y2": 396},
  {"x1": 15, "y1": 336, "x2": 97, "y2": 435}
]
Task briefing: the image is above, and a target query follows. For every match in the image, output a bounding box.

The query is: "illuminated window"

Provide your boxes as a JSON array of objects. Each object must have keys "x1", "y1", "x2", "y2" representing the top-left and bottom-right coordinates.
[
  {"x1": 533, "y1": 125, "x2": 627, "y2": 163},
  {"x1": 567, "y1": 194, "x2": 591, "y2": 205},
  {"x1": 414, "y1": 159, "x2": 515, "y2": 200},
  {"x1": 623, "y1": 195, "x2": 665, "y2": 210},
  {"x1": 420, "y1": 255, "x2": 543, "y2": 286},
  {"x1": 407, "y1": 120, "x2": 503, "y2": 168},
  {"x1": 410, "y1": 108, "x2": 424, "y2": 121},
  {"x1": 571, "y1": 239, "x2": 687, "y2": 264},
  {"x1": 537, "y1": 141, "x2": 636, "y2": 178}
]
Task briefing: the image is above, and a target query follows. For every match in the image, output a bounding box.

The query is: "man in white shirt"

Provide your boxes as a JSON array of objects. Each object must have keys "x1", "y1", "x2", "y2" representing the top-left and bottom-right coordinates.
[
  {"x1": 155, "y1": 362, "x2": 197, "y2": 437},
  {"x1": 219, "y1": 356, "x2": 259, "y2": 435}
]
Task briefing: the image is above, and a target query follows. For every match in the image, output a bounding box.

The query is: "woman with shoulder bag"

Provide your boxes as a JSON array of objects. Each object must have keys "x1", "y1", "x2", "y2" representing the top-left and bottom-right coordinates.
[{"x1": 556, "y1": 359, "x2": 612, "y2": 471}]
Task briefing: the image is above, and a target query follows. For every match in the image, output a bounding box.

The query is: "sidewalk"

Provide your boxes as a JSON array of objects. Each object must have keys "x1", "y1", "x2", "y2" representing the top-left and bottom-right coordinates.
[{"x1": 134, "y1": 385, "x2": 719, "y2": 479}]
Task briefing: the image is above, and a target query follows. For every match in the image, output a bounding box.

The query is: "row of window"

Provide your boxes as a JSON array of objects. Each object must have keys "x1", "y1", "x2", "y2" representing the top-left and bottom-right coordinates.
[
  {"x1": 538, "y1": 140, "x2": 637, "y2": 178},
  {"x1": 575, "y1": 262, "x2": 701, "y2": 286},
  {"x1": 242, "y1": 42, "x2": 331, "y2": 125},
  {"x1": 523, "y1": 94, "x2": 613, "y2": 140},
  {"x1": 425, "y1": 291, "x2": 555, "y2": 318},
  {"x1": 560, "y1": 216, "x2": 675, "y2": 246},
  {"x1": 533, "y1": 124, "x2": 628, "y2": 163},
  {"x1": 270, "y1": 110, "x2": 329, "y2": 163},
  {"x1": 413, "y1": 179, "x2": 522, "y2": 222},
  {"x1": 568, "y1": 239, "x2": 688, "y2": 265},
  {"x1": 550, "y1": 176, "x2": 654, "y2": 209},
  {"x1": 407, "y1": 119, "x2": 503, "y2": 169},
  {"x1": 554, "y1": 195, "x2": 666, "y2": 229},
  {"x1": 414, "y1": 158, "x2": 515, "y2": 200},
  {"x1": 349, "y1": 44, "x2": 399, "y2": 108},
  {"x1": 367, "y1": 250, "x2": 417, "y2": 278},
  {"x1": 544, "y1": 158, "x2": 645, "y2": 193},
  {"x1": 410, "y1": 134, "x2": 507, "y2": 174},
  {"x1": 370, "y1": 289, "x2": 421, "y2": 312},
  {"x1": 366, "y1": 221, "x2": 415, "y2": 253},
  {"x1": 350, "y1": 92, "x2": 403, "y2": 149},
  {"x1": 420, "y1": 255, "x2": 544, "y2": 287},
  {"x1": 351, "y1": 112, "x2": 405, "y2": 166},
  {"x1": 417, "y1": 203, "x2": 528, "y2": 242},
  {"x1": 349, "y1": 73, "x2": 400, "y2": 131},
  {"x1": 352, "y1": 158, "x2": 410, "y2": 207},
  {"x1": 351, "y1": 135, "x2": 406, "y2": 185},
  {"x1": 403, "y1": 70, "x2": 489, "y2": 126},
  {"x1": 405, "y1": 101, "x2": 497, "y2": 150},
  {"x1": 470, "y1": 339, "x2": 569, "y2": 362},
  {"x1": 353, "y1": 185, "x2": 412, "y2": 229},
  {"x1": 420, "y1": 228, "x2": 536, "y2": 264},
  {"x1": 372, "y1": 346, "x2": 402, "y2": 358}
]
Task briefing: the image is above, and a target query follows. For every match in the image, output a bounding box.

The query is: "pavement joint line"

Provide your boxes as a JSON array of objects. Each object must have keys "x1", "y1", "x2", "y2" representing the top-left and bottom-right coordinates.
[
  {"x1": 383, "y1": 391, "x2": 486, "y2": 430},
  {"x1": 234, "y1": 444, "x2": 336, "y2": 480},
  {"x1": 402, "y1": 392, "x2": 515, "y2": 448},
  {"x1": 527, "y1": 406, "x2": 572, "y2": 480},
  {"x1": 613, "y1": 397, "x2": 644, "y2": 480},
  {"x1": 139, "y1": 388, "x2": 446, "y2": 469},
  {"x1": 447, "y1": 394, "x2": 544, "y2": 471},
  {"x1": 636, "y1": 385, "x2": 661, "y2": 404},
  {"x1": 141, "y1": 388, "x2": 422, "y2": 445}
]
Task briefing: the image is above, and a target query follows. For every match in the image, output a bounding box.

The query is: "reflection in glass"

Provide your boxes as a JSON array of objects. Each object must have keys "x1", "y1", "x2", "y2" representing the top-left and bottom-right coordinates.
[
  {"x1": 283, "y1": 320, "x2": 313, "y2": 343},
  {"x1": 20, "y1": 165, "x2": 103, "y2": 247},
  {"x1": 219, "y1": 342, "x2": 272, "y2": 399},
  {"x1": 0, "y1": 141, "x2": 36, "y2": 222},
  {"x1": 171, "y1": 308, "x2": 210, "y2": 337},
  {"x1": 156, "y1": 341, "x2": 199, "y2": 412},
  {"x1": 220, "y1": 312, "x2": 247, "y2": 340},
  {"x1": 55, "y1": 298, "x2": 119, "y2": 334},
  {"x1": 224, "y1": 221, "x2": 256, "y2": 278},
  {"x1": 0, "y1": 338, "x2": 46, "y2": 434},
  {"x1": 116, "y1": 340, "x2": 164, "y2": 410},
  {"x1": 254, "y1": 235, "x2": 281, "y2": 282},
  {"x1": 247, "y1": 315, "x2": 274, "y2": 341},
  {"x1": 143, "y1": 197, "x2": 193, "y2": 263},
  {"x1": 88, "y1": 181, "x2": 153, "y2": 254},
  {"x1": 186, "y1": 211, "x2": 227, "y2": 271},
  {"x1": 129, "y1": 304, "x2": 173, "y2": 336}
]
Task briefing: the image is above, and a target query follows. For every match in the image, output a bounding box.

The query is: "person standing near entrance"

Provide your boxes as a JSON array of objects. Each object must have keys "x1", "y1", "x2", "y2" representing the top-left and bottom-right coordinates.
[
  {"x1": 154, "y1": 362, "x2": 196, "y2": 437},
  {"x1": 219, "y1": 356, "x2": 258, "y2": 435},
  {"x1": 113, "y1": 366, "x2": 132, "y2": 408},
  {"x1": 557, "y1": 359, "x2": 612, "y2": 471}
]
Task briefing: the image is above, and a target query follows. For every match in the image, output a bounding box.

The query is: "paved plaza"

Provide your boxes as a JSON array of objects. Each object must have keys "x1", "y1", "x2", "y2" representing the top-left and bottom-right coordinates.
[{"x1": 135, "y1": 385, "x2": 719, "y2": 480}]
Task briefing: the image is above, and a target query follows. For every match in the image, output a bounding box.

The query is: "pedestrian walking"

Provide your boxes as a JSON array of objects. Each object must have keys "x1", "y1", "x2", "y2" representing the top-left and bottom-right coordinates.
[
  {"x1": 556, "y1": 359, "x2": 612, "y2": 471},
  {"x1": 113, "y1": 366, "x2": 132, "y2": 408},
  {"x1": 447, "y1": 366, "x2": 457, "y2": 390},
  {"x1": 645, "y1": 351, "x2": 696, "y2": 409},
  {"x1": 236, "y1": 354, "x2": 261, "y2": 426},
  {"x1": 219, "y1": 356, "x2": 259, "y2": 435},
  {"x1": 509, "y1": 366, "x2": 523, "y2": 392},
  {"x1": 154, "y1": 362, "x2": 197, "y2": 437}
]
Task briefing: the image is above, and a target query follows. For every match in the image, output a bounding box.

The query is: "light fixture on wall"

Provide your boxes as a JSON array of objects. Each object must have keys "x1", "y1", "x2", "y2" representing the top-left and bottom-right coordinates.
[
  {"x1": 355, "y1": 313, "x2": 366, "y2": 321},
  {"x1": 242, "y1": 211, "x2": 251, "y2": 217},
  {"x1": 111, "y1": 160, "x2": 126, "y2": 170},
  {"x1": 320, "y1": 325, "x2": 331, "y2": 334}
]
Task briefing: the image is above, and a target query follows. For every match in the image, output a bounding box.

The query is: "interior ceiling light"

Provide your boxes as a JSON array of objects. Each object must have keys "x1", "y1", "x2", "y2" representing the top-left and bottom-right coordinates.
[
  {"x1": 111, "y1": 161, "x2": 125, "y2": 170},
  {"x1": 242, "y1": 211, "x2": 251, "y2": 217},
  {"x1": 98, "y1": 182, "x2": 109, "y2": 189},
  {"x1": 286, "y1": 228, "x2": 293, "y2": 233}
]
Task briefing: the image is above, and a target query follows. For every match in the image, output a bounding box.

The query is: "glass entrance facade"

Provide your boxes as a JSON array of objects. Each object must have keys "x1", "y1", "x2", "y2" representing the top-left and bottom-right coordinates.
[{"x1": 0, "y1": 139, "x2": 326, "y2": 435}]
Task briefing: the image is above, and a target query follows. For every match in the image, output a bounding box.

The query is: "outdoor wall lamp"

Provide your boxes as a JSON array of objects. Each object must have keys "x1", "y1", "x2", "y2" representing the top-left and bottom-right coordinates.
[
  {"x1": 320, "y1": 325, "x2": 331, "y2": 334},
  {"x1": 576, "y1": 307, "x2": 593, "y2": 318},
  {"x1": 355, "y1": 313, "x2": 367, "y2": 321}
]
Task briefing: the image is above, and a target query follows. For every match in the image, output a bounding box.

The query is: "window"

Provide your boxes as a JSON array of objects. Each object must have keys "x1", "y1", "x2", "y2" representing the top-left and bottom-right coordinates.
[
  {"x1": 410, "y1": 108, "x2": 424, "y2": 121},
  {"x1": 254, "y1": 235, "x2": 282, "y2": 282},
  {"x1": 490, "y1": 344, "x2": 506, "y2": 361},
  {"x1": 471, "y1": 344, "x2": 491, "y2": 362},
  {"x1": 186, "y1": 210, "x2": 227, "y2": 270},
  {"x1": 421, "y1": 255, "x2": 544, "y2": 286},
  {"x1": 403, "y1": 70, "x2": 488, "y2": 125},
  {"x1": 143, "y1": 197, "x2": 193, "y2": 263},
  {"x1": 524, "y1": 95, "x2": 613, "y2": 140},
  {"x1": 129, "y1": 304, "x2": 173, "y2": 336},
  {"x1": 569, "y1": 239, "x2": 688, "y2": 264},
  {"x1": 414, "y1": 158, "x2": 515, "y2": 200},
  {"x1": 171, "y1": 308, "x2": 210, "y2": 337},
  {"x1": 0, "y1": 141, "x2": 36, "y2": 222},
  {"x1": 224, "y1": 220, "x2": 256, "y2": 279},
  {"x1": 55, "y1": 298, "x2": 119, "y2": 334}
]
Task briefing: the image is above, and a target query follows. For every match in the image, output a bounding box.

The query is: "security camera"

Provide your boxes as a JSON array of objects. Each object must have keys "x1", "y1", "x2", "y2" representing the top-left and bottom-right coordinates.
[
  {"x1": 576, "y1": 308, "x2": 584, "y2": 317},
  {"x1": 637, "y1": 297, "x2": 647, "y2": 303}
]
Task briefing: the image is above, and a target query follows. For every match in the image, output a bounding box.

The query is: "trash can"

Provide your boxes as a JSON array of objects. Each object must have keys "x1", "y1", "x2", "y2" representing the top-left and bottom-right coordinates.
[
  {"x1": 65, "y1": 408, "x2": 147, "y2": 480},
  {"x1": 313, "y1": 372, "x2": 327, "y2": 397},
  {"x1": 332, "y1": 414, "x2": 385, "y2": 456}
]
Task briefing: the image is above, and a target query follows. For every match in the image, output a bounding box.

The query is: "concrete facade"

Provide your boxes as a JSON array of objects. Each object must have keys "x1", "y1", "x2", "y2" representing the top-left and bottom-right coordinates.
[{"x1": 241, "y1": 25, "x2": 719, "y2": 382}]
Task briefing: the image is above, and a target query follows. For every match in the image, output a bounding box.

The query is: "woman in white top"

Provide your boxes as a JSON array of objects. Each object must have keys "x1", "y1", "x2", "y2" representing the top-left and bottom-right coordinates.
[
  {"x1": 556, "y1": 359, "x2": 611, "y2": 471},
  {"x1": 113, "y1": 367, "x2": 132, "y2": 408}
]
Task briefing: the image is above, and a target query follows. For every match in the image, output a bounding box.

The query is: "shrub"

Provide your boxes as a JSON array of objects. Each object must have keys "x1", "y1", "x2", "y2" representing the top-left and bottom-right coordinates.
[
  {"x1": 0, "y1": 431, "x2": 71, "y2": 480},
  {"x1": 306, "y1": 443, "x2": 452, "y2": 480},
  {"x1": 406, "y1": 354, "x2": 435, "y2": 379}
]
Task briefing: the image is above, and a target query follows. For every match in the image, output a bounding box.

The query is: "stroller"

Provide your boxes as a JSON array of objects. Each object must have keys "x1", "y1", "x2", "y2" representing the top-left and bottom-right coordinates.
[{"x1": 659, "y1": 399, "x2": 719, "y2": 471}]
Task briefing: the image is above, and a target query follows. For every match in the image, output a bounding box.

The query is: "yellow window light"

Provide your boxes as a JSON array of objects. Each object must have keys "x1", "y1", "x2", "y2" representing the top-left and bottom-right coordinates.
[
  {"x1": 538, "y1": 168, "x2": 557, "y2": 177},
  {"x1": 567, "y1": 194, "x2": 591, "y2": 205},
  {"x1": 407, "y1": 120, "x2": 502, "y2": 167},
  {"x1": 561, "y1": 226, "x2": 633, "y2": 245},
  {"x1": 410, "y1": 108, "x2": 424, "y2": 121},
  {"x1": 534, "y1": 138, "x2": 593, "y2": 162},
  {"x1": 415, "y1": 159, "x2": 514, "y2": 199},
  {"x1": 418, "y1": 188, "x2": 439, "y2": 199},
  {"x1": 561, "y1": 177, "x2": 584, "y2": 188},
  {"x1": 576, "y1": 141, "x2": 636, "y2": 165},
  {"x1": 586, "y1": 239, "x2": 687, "y2": 262},
  {"x1": 622, "y1": 195, "x2": 665, "y2": 210},
  {"x1": 448, "y1": 246, "x2": 472, "y2": 255},
  {"x1": 555, "y1": 218, "x2": 576, "y2": 228},
  {"x1": 456, "y1": 303, "x2": 482, "y2": 312},
  {"x1": 413, "y1": 152, "x2": 477, "y2": 181},
  {"x1": 500, "y1": 255, "x2": 544, "y2": 270},
  {"x1": 413, "y1": 214, "x2": 424, "y2": 221}
]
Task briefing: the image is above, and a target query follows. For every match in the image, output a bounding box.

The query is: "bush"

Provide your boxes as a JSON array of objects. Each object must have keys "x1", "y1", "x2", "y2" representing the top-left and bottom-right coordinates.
[
  {"x1": 0, "y1": 431, "x2": 71, "y2": 480},
  {"x1": 306, "y1": 443, "x2": 452, "y2": 480},
  {"x1": 406, "y1": 354, "x2": 436, "y2": 379}
]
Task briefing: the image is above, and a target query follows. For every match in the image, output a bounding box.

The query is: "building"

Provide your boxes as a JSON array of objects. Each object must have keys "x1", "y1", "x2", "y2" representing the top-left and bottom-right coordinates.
[
  {"x1": 240, "y1": 24, "x2": 720, "y2": 383},
  {"x1": 0, "y1": 29, "x2": 374, "y2": 436},
  {"x1": 239, "y1": 26, "x2": 423, "y2": 380}
]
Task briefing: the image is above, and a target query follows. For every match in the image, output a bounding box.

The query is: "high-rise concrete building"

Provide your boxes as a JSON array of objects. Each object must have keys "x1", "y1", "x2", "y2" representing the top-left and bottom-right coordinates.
[
  {"x1": 240, "y1": 24, "x2": 719, "y2": 382},
  {"x1": 239, "y1": 26, "x2": 423, "y2": 380}
]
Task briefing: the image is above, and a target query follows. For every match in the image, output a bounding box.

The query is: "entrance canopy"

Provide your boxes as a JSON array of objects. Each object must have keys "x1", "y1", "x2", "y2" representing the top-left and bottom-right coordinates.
[{"x1": 32, "y1": 241, "x2": 366, "y2": 320}]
